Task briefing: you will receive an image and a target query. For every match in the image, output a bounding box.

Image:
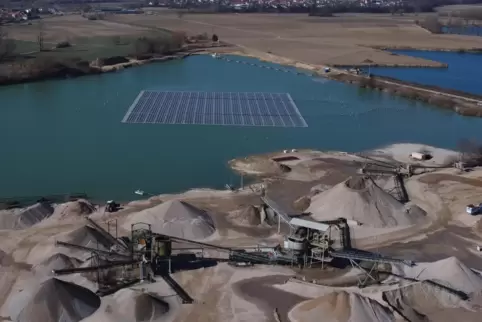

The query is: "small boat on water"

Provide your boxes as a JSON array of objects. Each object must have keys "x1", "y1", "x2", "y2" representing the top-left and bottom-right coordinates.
[
  {"x1": 211, "y1": 53, "x2": 219, "y2": 58},
  {"x1": 134, "y1": 189, "x2": 146, "y2": 196}
]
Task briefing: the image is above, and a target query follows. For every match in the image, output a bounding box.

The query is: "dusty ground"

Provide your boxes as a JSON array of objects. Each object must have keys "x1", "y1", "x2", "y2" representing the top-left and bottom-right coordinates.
[{"x1": 110, "y1": 11, "x2": 482, "y2": 67}]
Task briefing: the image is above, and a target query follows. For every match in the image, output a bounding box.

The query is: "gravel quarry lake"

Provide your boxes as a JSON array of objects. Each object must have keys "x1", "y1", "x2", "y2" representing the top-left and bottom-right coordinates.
[
  {"x1": 2, "y1": 54, "x2": 482, "y2": 201},
  {"x1": 370, "y1": 50, "x2": 482, "y2": 96}
]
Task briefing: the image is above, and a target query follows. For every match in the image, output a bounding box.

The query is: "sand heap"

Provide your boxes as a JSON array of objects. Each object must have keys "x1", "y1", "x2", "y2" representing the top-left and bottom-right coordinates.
[
  {"x1": 123, "y1": 200, "x2": 215, "y2": 240},
  {"x1": 227, "y1": 205, "x2": 262, "y2": 226},
  {"x1": 0, "y1": 202, "x2": 54, "y2": 230},
  {"x1": 9, "y1": 278, "x2": 101, "y2": 322},
  {"x1": 113, "y1": 289, "x2": 170, "y2": 322},
  {"x1": 61, "y1": 225, "x2": 113, "y2": 251},
  {"x1": 383, "y1": 283, "x2": 460, "y2": 322},
  {"x1": 392, "y1": 256, "x2": 482, "y2": 295},
  {"x1": 52, "y1": 200, "x2": 95, "y2": 219},
  {"x1": 308, "y1": 176, "x2": 427, "y2": 228},
  {"x1": 33, "y1": 253, "x2": 82, "y2": 277},
  {"x1": 291, "y1": 291, "x2": 395, "y2": 322}
]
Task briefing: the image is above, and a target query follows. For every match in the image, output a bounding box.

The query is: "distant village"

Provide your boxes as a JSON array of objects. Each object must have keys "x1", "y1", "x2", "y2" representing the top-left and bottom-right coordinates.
[
  {"x1": 0, "y1": 7, "x2": 63, "y2": 24},
  {"x1": 0, "y1": 0, "x2": 427, "y2": 24},
  {"x1": 159, "y1": 0, "x2": 412, "y2": 13}
]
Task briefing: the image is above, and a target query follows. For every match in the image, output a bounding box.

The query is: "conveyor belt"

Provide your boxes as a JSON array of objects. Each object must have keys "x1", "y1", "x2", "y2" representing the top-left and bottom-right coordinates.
[
  {"x1": 160, "y1": 234, "x2": 273, "y2": 264},
  {"x1": 355, "y1": 154, "x2": 399, "y2": 168},
  {"x1": 161, "y1": 274, "x2": 193, "y2": 304},
  {"x1": 395, "y1": 174, "x2": 409, "y2": 203},
  {"x1": 229, "y1": 252, "x2": 272, "y2": 264},
  {"x1": 330, "y1": 250, "x2": 415, "y2": 266},
  {"x1": 86, "y1": 218, "x2": 129, "y2": 252},
  {"x1": 261, "y1": 196, "x2": 293, "y2": 227},
  {"x1": 53, "y1": 259, "x2": 139, "y2": 275},
  {"x1": 55, "y1": 241, "x2": 131, "y2": 259}
]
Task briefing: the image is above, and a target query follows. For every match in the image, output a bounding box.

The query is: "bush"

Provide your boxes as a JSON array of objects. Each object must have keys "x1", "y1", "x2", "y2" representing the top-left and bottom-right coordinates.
[
  {"x1": 134, "y1": 32, "x2": 185, "y2": 56},
  {"x1": 86, "y1": 13, "x2": 105, "y2": 21},
  {"x1": 56, "y1": 41, "x2": 71, "y2": 49}
]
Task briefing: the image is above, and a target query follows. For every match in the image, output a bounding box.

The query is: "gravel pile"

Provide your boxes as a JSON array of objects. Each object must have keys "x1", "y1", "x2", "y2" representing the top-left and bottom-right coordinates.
[
  {"x1": 308, "y1": 176, "x2": 427, "y2": 228},
  {"x1": 0, "y1": 202, "x2": 54, "y2": 230},
  {"x1": 291, "y1": 291, "x2": 394, "y2": 322},
  {"x1": 9, "y1": 278, "x2": 101, "y2": 322},
  {"x1": 123, "y1": 200, "x2": 215, "y2": 240},
  {"x1": 33, "y1": 253, "x2": 82, "y2": 277},
  {"x1": 392, "y1": 256, "x2": 482, "y2": 295},
  {"x1": 61, "y1": 225, "x2": 113, "y2": 251},
  {"x1": 113, "y1": 288, "x2": 170, "y2": 322},
  {"x1": 228, "y1": 205, "x2": 261, "y2": 226}
]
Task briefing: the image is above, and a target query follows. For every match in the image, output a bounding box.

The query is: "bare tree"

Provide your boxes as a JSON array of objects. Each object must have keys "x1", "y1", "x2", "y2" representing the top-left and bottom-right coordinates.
[{"x1": 0, "y1": 27, "x2": 16, "y2": 62}]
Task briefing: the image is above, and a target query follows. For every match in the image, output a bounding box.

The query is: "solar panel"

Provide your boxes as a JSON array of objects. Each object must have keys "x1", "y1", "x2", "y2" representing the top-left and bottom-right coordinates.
[{"x1": 122, "y1": 91, "x2": 308, "y2": 128}]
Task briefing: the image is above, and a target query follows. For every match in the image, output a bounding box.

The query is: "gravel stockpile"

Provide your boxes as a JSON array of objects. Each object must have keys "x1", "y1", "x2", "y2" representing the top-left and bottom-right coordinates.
[
  {"x1": 33, "y1": 253, "x2": 82, "y2": 277},
  {"x1": 228, "y1": 205, "x2": 262, "y2": 226},
  {"x1": 61, "y1": 226, "x2": 113, "y2": 251},
  {"x1": 51, "y1": 200, "x2": 95, "y2": 220},
  {"x1": 0, "y1": 203, "x2": 54, "y2": 230},
  {"x1": 113, "y1": 289, "x2": 170, "y2": 322},
  {"x1": 392, "y1": 256, "x2": 482, "y2": 295},
  {"x1": 9, "y1": 278, "x2": 101, "y2": 322},
  {"x1": 123, "y1": 200, "x2": 215, "y2": 240},
  {"x1": 290, "y1": 291, "x2": 394, "y2": 322},
  {"x1": 308, "y1": 176, "x2": 427, "y2": 228}
]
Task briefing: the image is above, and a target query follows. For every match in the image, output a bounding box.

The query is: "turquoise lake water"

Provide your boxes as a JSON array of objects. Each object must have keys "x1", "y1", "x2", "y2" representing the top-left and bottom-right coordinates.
[
  {"x1": 1, "y1": 54, "x2": 482, "y2": 201},
  {"x1": 370, "y1": 50, "x2": 482, "y2": 95},
  {"x1": 442, "y1": 25, "x2": 482, "y2": 37}
]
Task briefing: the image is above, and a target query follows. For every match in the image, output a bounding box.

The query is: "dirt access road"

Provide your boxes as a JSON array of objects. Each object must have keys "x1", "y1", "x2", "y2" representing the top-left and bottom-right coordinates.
[{"x1": 110, "y1": 11, "x2": 482, "y2": 67}]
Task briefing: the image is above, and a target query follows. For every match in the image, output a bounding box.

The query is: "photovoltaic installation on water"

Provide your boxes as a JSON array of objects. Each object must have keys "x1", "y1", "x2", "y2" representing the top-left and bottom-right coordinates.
[{"x1": 121, "y1": 91, "x2": 308, "y2": 128}]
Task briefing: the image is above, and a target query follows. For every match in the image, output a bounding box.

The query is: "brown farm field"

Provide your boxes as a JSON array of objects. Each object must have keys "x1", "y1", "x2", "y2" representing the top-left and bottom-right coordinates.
[
  {"x1": 4, "y1": 12, "x2": 482, "y2": 66},
  {"x1": 107, "y1": 11, "x2": 482, "y2": 66},
  {"x1": 3, "y1": 15, "x2": 161, "y2": 60},
  {"x1": 6, "y1": 15, "x2": 149, "y2": 43}
]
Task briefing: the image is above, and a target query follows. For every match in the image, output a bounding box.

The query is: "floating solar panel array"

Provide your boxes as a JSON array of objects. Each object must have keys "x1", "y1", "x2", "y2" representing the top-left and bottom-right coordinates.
[{"x1": 122, "y1": 91, "x2": 308, "y2": 128}]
